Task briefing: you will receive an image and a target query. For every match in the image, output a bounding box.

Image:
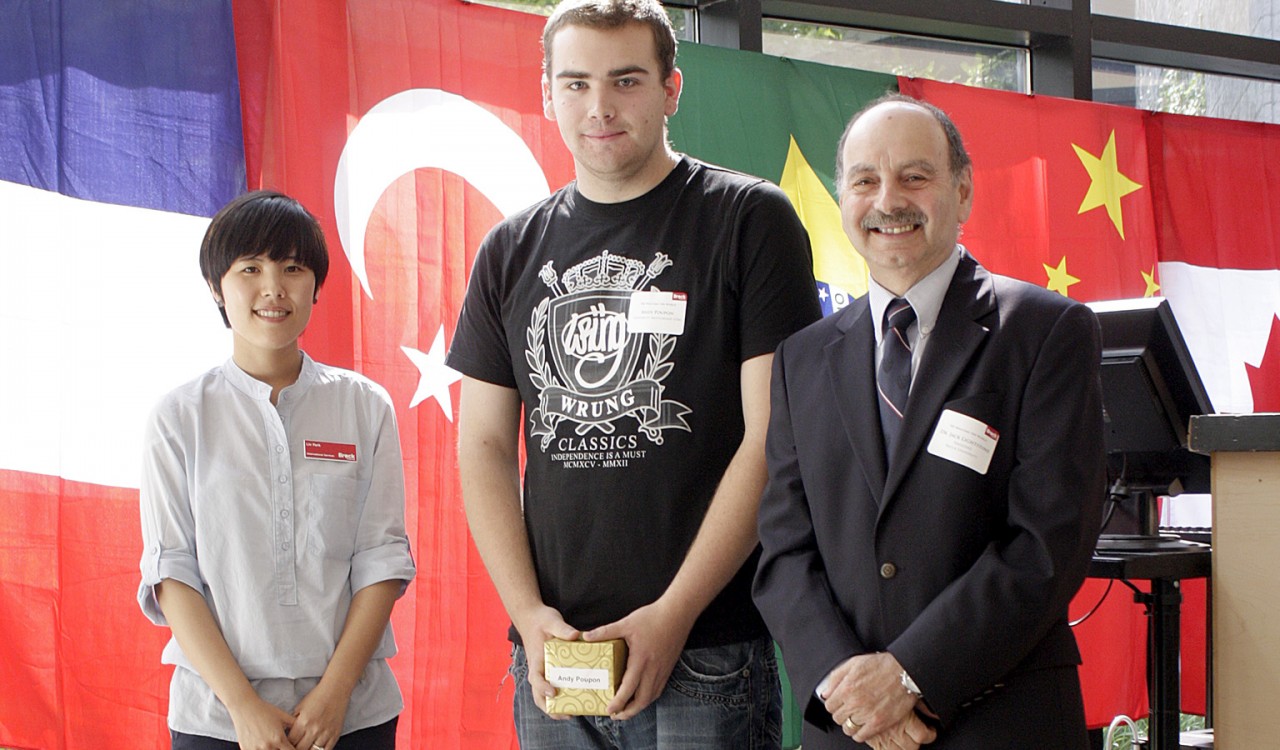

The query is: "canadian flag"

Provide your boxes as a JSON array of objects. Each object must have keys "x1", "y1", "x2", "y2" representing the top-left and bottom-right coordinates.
[{"x1": 1148, "y1": 112, "x2": 1280, "y2": 414}]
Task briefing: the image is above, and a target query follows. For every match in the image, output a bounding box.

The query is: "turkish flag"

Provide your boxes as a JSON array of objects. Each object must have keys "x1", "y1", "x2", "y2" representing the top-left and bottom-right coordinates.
[{"x1": 231, "y1": 0, "x2": 573, "y2": 746}]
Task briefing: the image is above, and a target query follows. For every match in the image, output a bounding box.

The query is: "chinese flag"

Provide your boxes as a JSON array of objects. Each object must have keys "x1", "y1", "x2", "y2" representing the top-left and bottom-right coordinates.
[
  {"x1": 900, "y1": 78, "x2": 1159, "y2": 303},
  {"x1": 901, "y1": 77, "x2": 1161, "y2": 725}
]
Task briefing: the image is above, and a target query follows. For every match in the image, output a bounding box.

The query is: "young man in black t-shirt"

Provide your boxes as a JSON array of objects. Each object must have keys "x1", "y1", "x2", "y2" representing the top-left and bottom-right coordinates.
[{"x1": 447, "y1": 0, "x2": 821, "y2": 746}]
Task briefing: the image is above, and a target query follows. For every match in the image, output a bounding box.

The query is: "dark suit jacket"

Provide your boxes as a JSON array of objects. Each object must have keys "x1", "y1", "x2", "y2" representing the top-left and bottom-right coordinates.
[{"x1": 753, "y1": 252, "x2": 1105, "y2": 749}]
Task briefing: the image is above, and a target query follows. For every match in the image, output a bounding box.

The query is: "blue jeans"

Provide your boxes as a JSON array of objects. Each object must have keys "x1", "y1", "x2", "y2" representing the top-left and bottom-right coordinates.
[{"x1": 512, "y1": 637, "x2": 782, "y2": 749}]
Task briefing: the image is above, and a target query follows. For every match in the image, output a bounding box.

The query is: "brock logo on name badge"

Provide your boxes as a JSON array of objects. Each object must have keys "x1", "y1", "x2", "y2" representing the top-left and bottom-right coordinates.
[
  {"x1": 926, "y1": 409, "x2": 999, "y2": 475},
  {"x1": 526, "y1": 250, "x2": 692, "y2": 454},
  {"x1": 304, "y1": 440, "x2": 357, "y2": 462}
]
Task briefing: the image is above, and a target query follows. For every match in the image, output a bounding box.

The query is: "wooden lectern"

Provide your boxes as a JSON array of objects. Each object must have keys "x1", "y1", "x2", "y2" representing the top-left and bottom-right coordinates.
[{"x1": 1189, "y1": 413, "x2": 1280, "y2": 749}]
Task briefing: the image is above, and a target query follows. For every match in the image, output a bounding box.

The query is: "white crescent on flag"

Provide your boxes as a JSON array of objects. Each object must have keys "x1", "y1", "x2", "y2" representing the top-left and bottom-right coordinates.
[
  {"x1": 333, "y1": 88, "x2": 551, "y2": 419},
  {"x1": 334, "y1": 87, "x2": 550, "y2": 299}
]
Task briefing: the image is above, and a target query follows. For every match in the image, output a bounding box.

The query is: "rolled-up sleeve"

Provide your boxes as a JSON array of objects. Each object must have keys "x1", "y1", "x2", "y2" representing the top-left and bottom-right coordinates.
[
  {"x1": 137, "y1": 402, "x2": 205, "y2": 624},
  {"x1": 349, "y1": 395, "x2": 416, "y2": 596}
]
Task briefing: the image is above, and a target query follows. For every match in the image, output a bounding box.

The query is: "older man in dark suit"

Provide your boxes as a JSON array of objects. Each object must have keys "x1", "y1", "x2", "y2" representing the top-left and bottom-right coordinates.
[{"x1": 753, "y1": 94, "x2": 1106, "y2": 750}]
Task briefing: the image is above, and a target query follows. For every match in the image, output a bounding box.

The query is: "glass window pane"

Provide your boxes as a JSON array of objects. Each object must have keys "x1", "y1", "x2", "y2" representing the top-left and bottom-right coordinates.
[
  {"x1": 1094, "y1": 58, "x2": 1280, "y2": 125},
  {"x1": 466, "y1": 0, "x2": 556, "y2": 16},
  {"x1": 1093, "y1": 0, "x2": 1280, "y2": 42},
  {"x1": 467, "y1": 0, "x2": 694, "y2": 40},
  {"x1": 762, "y1": 20, "x2": 1029, "y2": 93}
]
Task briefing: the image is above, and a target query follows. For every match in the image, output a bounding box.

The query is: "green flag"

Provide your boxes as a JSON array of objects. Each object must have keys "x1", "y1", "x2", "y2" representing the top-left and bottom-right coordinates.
[
  {"x1": 668, "y1": 44, "x2": 895, "y2": 747},
  {"x1": 670, "y1": 43, "x2": 897, "y2": 304}
]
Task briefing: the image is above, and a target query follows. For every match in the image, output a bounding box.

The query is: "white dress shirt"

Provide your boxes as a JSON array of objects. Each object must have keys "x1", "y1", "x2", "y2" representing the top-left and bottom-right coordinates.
[
  {"x1": 867, "y1": 245, "x2": 964, "y2": 390},
  {"x1": 815, "y1": 247, "x2": 962, "y2": 702},
  {"x1": 138, "y1": 353, "x2": 415, "y2": 740}
]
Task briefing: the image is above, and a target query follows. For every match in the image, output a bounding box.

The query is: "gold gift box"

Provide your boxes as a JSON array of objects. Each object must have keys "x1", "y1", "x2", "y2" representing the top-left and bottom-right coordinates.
[{"x1": 544, "y1": 638, "x2": 628, "y2": 716}]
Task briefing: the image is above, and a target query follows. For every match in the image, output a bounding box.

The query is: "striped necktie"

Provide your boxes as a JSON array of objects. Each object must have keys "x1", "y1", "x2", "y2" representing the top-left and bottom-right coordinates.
[{"x1": 878, "y1": 297, "x2": 917, "y2": 460}]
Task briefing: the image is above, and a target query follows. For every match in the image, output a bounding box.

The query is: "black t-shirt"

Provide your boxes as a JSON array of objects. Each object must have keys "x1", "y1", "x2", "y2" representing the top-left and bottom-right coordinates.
[{"x1": 447, "y1": 157, "x2": 821, "y2": 646}]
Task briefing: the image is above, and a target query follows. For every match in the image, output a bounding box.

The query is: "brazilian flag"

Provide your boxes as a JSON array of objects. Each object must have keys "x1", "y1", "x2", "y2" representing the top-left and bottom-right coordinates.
[
  {"x1": 670, "y1": 42, "x2": 897, "y2": 748},
  {"x1": 671, "y1": 42, "x2": 899, "y2": 311}
]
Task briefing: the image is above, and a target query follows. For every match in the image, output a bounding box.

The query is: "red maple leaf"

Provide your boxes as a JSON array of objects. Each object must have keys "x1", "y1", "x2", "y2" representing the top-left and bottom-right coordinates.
[{"x1": 1246, "y1": 314, "x2": 1280, "y2": 412}]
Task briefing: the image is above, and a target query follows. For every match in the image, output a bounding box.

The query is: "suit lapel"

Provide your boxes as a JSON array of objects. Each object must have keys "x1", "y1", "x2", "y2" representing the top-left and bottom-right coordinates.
[
  {"x1": 883, "y1": 254, "x2": 997, "y2": 502},
  {"x1": 824, "y1": 299, "x2": 888, "y2": 502}
]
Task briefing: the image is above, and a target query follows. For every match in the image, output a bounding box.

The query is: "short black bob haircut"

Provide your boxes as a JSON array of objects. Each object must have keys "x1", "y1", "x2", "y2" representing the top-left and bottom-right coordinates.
[{"x1": 200, "y1": 190, "x2": 330, "y2": 327}]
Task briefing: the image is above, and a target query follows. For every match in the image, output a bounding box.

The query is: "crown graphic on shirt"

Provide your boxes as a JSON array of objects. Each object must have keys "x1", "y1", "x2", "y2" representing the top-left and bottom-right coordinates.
[
  {"x1": 560, "y1": 250, "x2": 646, "y2": 293},
  {"x1": 540, "y1": 251, "x2": 674, "y2": 297}
]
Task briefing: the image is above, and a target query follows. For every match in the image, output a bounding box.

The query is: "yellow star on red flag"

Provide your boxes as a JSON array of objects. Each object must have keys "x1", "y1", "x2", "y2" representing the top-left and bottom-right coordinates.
[
  {"x1": 1044, "y1": 256, "x2": 1081, "y2": 297},
  {"x1": 1073, "y1": 130, "x2": 1143, "y2": 240},
  {"x1": 1142, "y1": 266, "x2": 1160, "y2": 297}
]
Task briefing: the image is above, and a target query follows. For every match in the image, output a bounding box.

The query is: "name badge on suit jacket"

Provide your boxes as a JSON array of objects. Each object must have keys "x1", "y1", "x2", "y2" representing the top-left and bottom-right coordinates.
[{"x1": 927, "y1": 409, "x2": 999, "y2": 475}]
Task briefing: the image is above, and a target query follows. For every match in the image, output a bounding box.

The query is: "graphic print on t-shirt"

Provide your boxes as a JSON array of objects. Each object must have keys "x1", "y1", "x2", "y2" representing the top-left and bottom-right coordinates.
[{"x1": 527, "y1": 250, "x2": 692, "y2": 468}]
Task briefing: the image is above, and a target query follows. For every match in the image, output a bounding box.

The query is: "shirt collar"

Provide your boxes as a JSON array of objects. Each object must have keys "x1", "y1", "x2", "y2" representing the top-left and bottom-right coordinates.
[
  {"x1": 220, "y1": 351, "x2": 317, "y2": 401},
  {"x1": 868, "y1": 246, "x2": 963, "y2": 345}
]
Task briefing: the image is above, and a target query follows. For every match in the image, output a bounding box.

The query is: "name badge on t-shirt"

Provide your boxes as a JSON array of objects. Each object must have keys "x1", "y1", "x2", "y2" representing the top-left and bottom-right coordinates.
[
  {"x1": 304, "y1": 440, "x2": 357, "y2": 462},
  {"x1": 627, "y1": 291, "x2": 687, "y2": 335},
  {"x1": 926, "y1": 409, "x2": 999, "y2": 475}
]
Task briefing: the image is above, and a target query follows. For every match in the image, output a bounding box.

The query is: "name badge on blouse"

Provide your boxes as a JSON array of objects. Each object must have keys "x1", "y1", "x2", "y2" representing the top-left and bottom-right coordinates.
[
  {"x1": 926, "y1": 409, "x2": 998, "y2": 475},
  {"x1": 627, "y1": 291, "x2": 687, "y2": 335},
  {"x1": 304, "y1": 440, "x2": 357, "y2": 462}
]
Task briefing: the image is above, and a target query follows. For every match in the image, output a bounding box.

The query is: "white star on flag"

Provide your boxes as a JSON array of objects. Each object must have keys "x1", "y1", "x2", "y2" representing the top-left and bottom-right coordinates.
[{"x1": 402, "y1": 325, "x2": 462, "y2": 419}]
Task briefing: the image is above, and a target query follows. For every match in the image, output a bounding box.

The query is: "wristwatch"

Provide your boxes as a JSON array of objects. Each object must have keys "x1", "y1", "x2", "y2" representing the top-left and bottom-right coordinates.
[{"x1": 901, "y1": 669, "x2": 923, "y2": 699}]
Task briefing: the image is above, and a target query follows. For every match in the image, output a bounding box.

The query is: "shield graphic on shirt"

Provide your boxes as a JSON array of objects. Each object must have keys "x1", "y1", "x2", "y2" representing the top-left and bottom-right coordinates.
[{"x1": 548, "y1": 289, "x2": 643, "y2": 395}]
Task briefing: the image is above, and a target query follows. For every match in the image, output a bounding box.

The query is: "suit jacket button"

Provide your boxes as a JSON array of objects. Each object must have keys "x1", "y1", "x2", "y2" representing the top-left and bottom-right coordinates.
[{"x1": 880, "y1": 562, "x2": 897, "y2": 579}]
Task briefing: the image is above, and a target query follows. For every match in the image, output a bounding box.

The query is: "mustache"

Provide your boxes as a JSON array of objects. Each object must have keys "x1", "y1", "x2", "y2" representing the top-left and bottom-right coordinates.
[{"x1": 861, "y1": 209, "x2": 927, "y2": 231}]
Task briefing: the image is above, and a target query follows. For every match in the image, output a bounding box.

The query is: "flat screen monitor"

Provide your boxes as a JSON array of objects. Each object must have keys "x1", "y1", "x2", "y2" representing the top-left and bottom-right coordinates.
[{"x1": 1086, "y1": 297, "x2": 1214, "y2": 548}]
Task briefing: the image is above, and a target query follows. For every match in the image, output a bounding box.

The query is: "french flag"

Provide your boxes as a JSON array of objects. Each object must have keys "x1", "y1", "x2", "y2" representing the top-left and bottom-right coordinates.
[{"x1": 0, "y1": 2, "x2": 243, "y2": 746}]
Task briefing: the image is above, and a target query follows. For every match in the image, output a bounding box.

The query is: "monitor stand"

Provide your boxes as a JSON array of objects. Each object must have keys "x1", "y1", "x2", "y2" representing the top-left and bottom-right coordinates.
[
  {"x1": 1095, "y1": 533, "x2": 1204, "y2": 552},
  {"x1": 1096, "y1": 488, "x2": 1209, "y2": 553}
]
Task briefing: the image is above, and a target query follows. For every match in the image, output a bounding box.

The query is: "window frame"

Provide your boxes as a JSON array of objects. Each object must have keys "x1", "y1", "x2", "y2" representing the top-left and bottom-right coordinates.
[{"x1": 680, "y1": 0, "x2": 1280, "y2": 103}]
